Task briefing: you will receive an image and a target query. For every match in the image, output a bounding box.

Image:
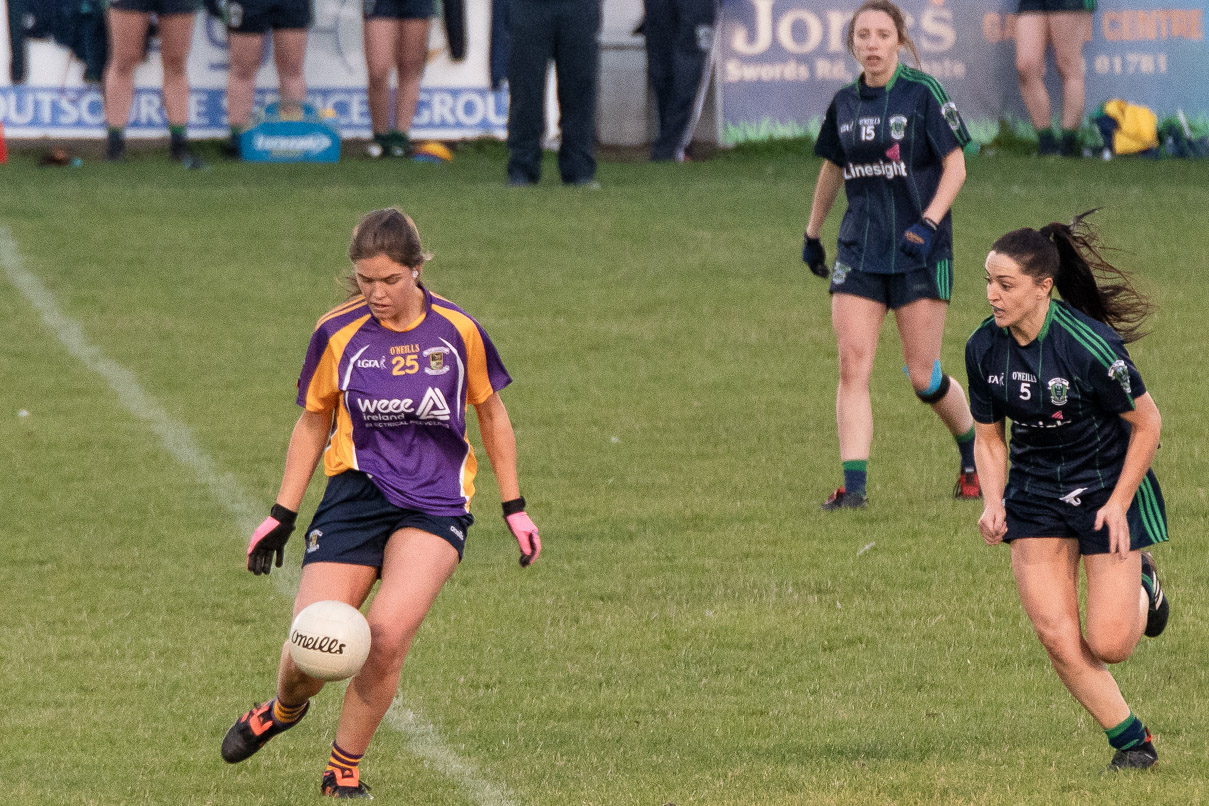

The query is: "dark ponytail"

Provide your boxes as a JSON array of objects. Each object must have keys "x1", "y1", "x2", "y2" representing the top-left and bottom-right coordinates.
[{"x1": 992, "y1": 210, "x2": 1153, "y2": 343}]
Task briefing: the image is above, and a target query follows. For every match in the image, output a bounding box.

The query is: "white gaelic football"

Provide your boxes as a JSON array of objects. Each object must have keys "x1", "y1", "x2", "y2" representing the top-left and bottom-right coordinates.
[{"x1": 288, "y1": 600, "x2": 372, "y2": 681}]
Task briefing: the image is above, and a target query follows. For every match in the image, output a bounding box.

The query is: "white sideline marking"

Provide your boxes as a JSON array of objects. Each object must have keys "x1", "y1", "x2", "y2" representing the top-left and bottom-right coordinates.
[{"x1": 1, "y1": 227, "x2": 517, "y2": 806}]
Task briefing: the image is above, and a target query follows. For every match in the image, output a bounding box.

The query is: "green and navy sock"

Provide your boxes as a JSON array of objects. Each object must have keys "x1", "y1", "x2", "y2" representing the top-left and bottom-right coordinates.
[
  {"x1": 169, "y1": 124, "x2": 187, "y2": 147},
  {"x1": 1106, "y1": 713, "x2": 1148, "y2": 751},
  {"x1": 1141, "y1": 568, "x2": 1156, "y2": 600},
  {"x1": 842, "y1": 460, "x2": 867, "y2": 498},
  {"x1": 956, "y1": 427, "x2": 976, "y2": 473}
]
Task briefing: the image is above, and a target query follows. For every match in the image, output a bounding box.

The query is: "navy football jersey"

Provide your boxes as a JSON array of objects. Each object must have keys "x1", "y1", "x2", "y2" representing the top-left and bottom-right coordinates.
[
  {"x1": 815, "y1": 63, "x2": 970, "y2": 275},
  {"x1": 964, "y1": 300, "x2": 1147, "y2": 498}
]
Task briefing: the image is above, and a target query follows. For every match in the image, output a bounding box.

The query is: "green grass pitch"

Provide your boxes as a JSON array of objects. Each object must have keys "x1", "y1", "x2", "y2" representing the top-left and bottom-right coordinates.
[{"x1": 2, "y1": 143, "x2": 1207, "y2": 805}]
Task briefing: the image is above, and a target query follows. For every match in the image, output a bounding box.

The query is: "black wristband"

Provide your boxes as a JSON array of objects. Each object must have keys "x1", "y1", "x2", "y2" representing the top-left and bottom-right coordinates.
[
  {"x1": 270, "y1": 503, "x2": 298, "y2": 526},
  {"x1": 501, "y1": 497, "x2": 527, "y2": 517}
]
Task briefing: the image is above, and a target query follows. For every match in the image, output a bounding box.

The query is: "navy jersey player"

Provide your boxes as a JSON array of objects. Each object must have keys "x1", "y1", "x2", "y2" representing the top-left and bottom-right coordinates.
[
  {"x1": 1015, "y1": 0, "x2": 1096, "y2": 156},
  {"x1": 220, "y1": 209, "x2": 543, "y2": 798},
  {"x1": 966, "y1": 213, "x2": 1169, "y2": 771},
  {"x1": 222, "y1": 0, "x2": 312, "y2": 156},
  {"x1": 802, "y1": 0, "x2": 979, "y2": 510}
]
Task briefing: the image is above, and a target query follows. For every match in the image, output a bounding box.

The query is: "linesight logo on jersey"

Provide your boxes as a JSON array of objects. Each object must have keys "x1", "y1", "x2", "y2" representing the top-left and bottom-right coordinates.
[{"x1": 843, "y1": 160, "x2": 907, "y2": 180}]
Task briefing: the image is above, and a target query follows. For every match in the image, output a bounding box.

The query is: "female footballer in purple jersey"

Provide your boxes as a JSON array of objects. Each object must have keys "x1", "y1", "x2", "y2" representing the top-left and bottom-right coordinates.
[
  {"x1": 802, "y1": 0, "x2": 980, "y2": 510},
  {"x1": 220, "y1": 208, "x2": 542, "y2": 798},
  {"x1": 966, "y1": 213, "x2": 1169, "y2": 771}
]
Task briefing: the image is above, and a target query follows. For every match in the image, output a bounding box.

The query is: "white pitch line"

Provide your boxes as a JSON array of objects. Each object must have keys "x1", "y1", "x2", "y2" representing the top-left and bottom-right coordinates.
[{"x1": 1, "y1": 226, "x2": 517, "y2": 806}]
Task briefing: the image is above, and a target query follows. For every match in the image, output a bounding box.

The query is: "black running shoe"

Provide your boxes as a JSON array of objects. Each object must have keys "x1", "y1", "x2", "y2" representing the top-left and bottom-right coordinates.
[
  {"x1": 105, "y1": 131, "x2": 126, "y2": 162},
  {"x1": 221, "y1": 134, "x2": 242, "y2": 159},
  {"x1": 221, "y1": 699, "x2": 309, "y2": 763},
  {"x1": 321, "y1": 769, "x2": 373, "y2": 799},
  {"x1": 170, "y1": 140, "x2": 206, "y2": 170},
  {"x1": 821, "y1": 488, "x2": 867, "y2": 511},
  {"x1": 1141, "y1": 551, "x2": 1169, "y2": 638},
  {"x1": 387, "y1": 131, "x2": 411, "y2": 158},
  {"x1": 1037, "y1": 130, "x2": 1059, "y2": 156},
  {"x1": 1106, "y1": 736, "x2": 1158, "y2": 771}
]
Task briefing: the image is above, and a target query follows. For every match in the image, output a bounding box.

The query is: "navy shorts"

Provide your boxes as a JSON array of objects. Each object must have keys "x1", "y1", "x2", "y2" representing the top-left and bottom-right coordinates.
[
  {"x1": 829, "y1": 260, "x2": 954, "y2": 309},
  {"x1": 227, "y1": 0, "x2": 312, "y2": 33},
  {"x1": 364, "y1": 0, "x2": 432, "y2": 20},
  {"x1": 1017, "y1": 0, "x2": 1095, "y2": 12},
  {"x1": 1003, "y1": 471, "x2": 1168, "y2": 555},
  {"x1": 108, "y1": 0, "x2": 201, "y2": 14},
  {"x1": 302, "y1": 471, "x2": 473, "y2": 566}
]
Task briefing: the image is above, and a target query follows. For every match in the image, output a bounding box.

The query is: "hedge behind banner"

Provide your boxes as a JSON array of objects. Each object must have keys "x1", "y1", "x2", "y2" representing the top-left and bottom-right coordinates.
[{"x1": 716, "y1": 0, "x2": 1207, "y2": 144}]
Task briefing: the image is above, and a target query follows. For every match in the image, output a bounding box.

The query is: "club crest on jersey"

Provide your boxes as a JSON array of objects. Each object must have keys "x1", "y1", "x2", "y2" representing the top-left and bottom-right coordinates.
[
  {"x1": 889, "y1": 114, "x2": 907, "y2": 141},
  {"x1": 1108, "y1": 359, "x2": 1131, "y2": 393},
  {"x1": 1047, "y1": 377, "x2": 1070, "y2": 406},
  {"x1": 306, "y1": 529, "x2": 322, "y2": 553},
  {"x1": 941, "y1": 101, "x2": 961, "y2": 133},
  {"x1": 831, "y1": 261, "x2": 851, "y2": 285},
  {"x1": 423, "y1": 346, "x2": 452, "y2": 375}
]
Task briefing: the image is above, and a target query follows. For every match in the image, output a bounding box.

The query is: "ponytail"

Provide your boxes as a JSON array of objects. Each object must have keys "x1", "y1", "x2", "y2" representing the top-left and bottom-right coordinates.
[{"x1": 992, "y1": 210, "x2": 1154, "y2": 343}]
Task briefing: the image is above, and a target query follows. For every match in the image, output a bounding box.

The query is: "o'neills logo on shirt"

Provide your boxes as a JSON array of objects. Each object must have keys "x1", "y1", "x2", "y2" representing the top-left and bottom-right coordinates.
[
  {"x1": 844, "y1": 160, "x2": 907, "y2": 180},
  {"x1": 290, "y1": 630, "x2": 346, "y2": 655}
]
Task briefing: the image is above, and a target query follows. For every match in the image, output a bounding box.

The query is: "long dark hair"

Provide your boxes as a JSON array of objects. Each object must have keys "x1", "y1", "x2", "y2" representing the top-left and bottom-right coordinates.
[{"x1": 991, "y1": 211, "x2": 1153, "y2": 343}]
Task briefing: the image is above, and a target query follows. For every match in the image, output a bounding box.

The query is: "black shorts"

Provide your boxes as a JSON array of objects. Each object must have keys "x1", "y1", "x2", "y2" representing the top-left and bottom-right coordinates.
[
  {"x1": 829, "y1": 260, "x2": 953, "y2": 309},
  {"x1": 1003, "y1": 471, "x2": 1168, "y2": 555},
  {"x1": 108, "y1": 0, "x2": 201, "y2": 14},
  {"x1": 1017, "y1": 0, "x2": 1095, "y2": 12},
  {"x1": 302, "y1": 470, "x2": 473, "y2": 566},
  {"x1": 363, "y1": 0, "x2": 432, "y2": 20},
  {"x1": 227, "y1": 0, "x2": 311, "y2": 33}
]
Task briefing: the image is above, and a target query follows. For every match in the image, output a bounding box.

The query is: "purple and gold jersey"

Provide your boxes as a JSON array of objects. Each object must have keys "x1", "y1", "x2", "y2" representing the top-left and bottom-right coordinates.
[
  {"x1": 815, "y1": 63, "x2": 970, "y2": 276},
  {"x1": 296, "y1": 287, "x2": 511, "y2": 516}
]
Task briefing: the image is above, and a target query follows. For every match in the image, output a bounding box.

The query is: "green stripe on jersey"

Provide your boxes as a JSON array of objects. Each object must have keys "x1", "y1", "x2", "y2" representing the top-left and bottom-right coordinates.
[
  {"x1": 900, "y1": 66, "x2": 950, "y2": 105},
  {"x1": 1052, "y1": 305, "x2": 1119, "y2": 368}
]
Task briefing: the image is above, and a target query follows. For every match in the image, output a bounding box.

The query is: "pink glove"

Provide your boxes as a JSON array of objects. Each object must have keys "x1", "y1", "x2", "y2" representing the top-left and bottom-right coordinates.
[
  {"x1": 504, "y1": 510, "x2": 541, "y2": 567},
  {"x1": 247, "y1": 504, "x2": 297, "y2": 575}
]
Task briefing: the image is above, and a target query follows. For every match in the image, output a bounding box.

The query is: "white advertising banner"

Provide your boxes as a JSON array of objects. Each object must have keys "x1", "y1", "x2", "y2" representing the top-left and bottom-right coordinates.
[{"x1": 1, "y1": 0, "x2": 508, "y2": 138}]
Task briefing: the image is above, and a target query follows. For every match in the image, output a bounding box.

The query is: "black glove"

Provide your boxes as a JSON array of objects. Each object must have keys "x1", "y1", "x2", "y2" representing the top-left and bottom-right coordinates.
[
  {"x1": 802, "y1": 234, "x2": 829, "y2": 278},
  {"x1": 247, "y1": 504, "x2": 297, "y2": 575}
]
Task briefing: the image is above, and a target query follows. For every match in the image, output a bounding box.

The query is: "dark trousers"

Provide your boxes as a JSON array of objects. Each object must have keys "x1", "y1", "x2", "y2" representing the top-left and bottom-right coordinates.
[
  {"x1": 644, "y1": 0, "x2": 716, "y2": 161},
  {"x1": 506, "y1": 0, "x2": 601, "y2": 184}
]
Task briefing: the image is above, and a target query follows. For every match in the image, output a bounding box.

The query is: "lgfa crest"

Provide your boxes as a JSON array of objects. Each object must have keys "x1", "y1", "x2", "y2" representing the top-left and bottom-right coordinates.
[
  {"x1": 1047, "y1": 377, "x2": 1070, "y2": 406},
  {"x1": 306, "y1": 529, "x2": 322, "y2": 553}
]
